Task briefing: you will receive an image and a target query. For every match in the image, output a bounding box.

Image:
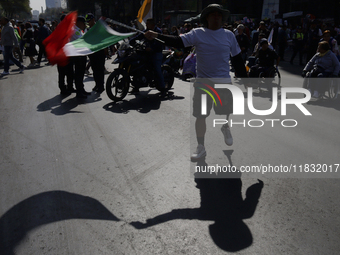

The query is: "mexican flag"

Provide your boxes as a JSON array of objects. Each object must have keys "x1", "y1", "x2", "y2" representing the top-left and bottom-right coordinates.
[
  {"x1": 44, "y1": 15, "x2": 135, "y2": 66},
  {"x1": 63, "y1": 20, "x2": 135, "y2": 57}
]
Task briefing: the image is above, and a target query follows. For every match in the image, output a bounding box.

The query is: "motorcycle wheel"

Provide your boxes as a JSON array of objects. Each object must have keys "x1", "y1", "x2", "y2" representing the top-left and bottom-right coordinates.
[
  {"x1": 158, "y1": 64, "x2": 174, "y2": 91},
  {"x1": 106, "y1": 69, "x2": 129, "y2": 102}
]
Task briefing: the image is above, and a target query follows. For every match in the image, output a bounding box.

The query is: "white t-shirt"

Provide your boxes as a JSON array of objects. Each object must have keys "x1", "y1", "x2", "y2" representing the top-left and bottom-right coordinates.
[{"x1": 180, "y1": 27, "x2": 241, "y2": 78}]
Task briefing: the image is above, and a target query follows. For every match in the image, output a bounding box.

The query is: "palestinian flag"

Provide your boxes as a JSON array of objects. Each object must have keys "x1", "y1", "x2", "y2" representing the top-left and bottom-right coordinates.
[
  {"x1": 44, "y1": 17, "x2": 135, "y2": 66},
  {"x1": 63, "y1": 20, "x2": 135, "y2": 57},
  {"x1": 43, "y1": 11, "x2": 77, "y2": 66}
]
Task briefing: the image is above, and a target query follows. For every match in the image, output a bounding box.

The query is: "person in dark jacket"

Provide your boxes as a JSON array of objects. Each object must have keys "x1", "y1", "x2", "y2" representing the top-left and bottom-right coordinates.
[
  {"x1": 22, "y1": 22, "x2": 37, "y2": 67},
  {"x1": 249, "y1": 38, "x2": 280, "y2": 77},
  {"x1": 277, "y1": 25, "x2": 288, "y2": 61},
  {"x1": 129, "y1": 18, "x2": 164, "y2": 93},
  {"x1": 36, "y1": 18, "x2": 51, "y2": 66},
  {"x1": 236, "y1": 24, "x2": 250, "y2": 63},
  {"x1": 57, "y1": 14, "x2": 75, "y2": 95},
  {"x1": 305, "y1": 20, "x2": 322, "y2": 63},
  {"x1": 85, "y1": 13, "x2": 106, "y2": 93},
  {"x1": 290, "y1": 26, "x2": 305, "y2": 65}
]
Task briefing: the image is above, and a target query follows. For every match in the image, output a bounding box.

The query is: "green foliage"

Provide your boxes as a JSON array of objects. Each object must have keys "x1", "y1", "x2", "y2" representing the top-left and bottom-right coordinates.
[
  {"x1": 66, "y1": 0, "x2": 95, "y2": 14},
  {"x1": 0, "y1": 0, "x2": 31, "y2": 18}
]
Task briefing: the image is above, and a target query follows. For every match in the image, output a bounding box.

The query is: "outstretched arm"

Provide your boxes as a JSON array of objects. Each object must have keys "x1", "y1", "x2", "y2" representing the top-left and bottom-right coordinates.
[
  {"x1": 145, "y1": 30, "x2": 185, "y2": 48},
  {"x1": 130, "y1": 208, "x2": 201, "y2": 229}
]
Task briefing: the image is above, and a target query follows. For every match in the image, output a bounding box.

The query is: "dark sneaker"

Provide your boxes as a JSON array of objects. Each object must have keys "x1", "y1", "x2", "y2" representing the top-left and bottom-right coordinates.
[
  {"x1": 130, "y1": 87, "x2": 140, "y2": 94},
  {"x1": 82, "y1": 90, "x2": 92, "y2": 95},
  {"x1": 19, "y1": 65, "x2": 26, "y2": 73},
  {"x1": 67, "y1": 87, "x2": 76, "y2": 93},
  {"x1": 76, "y1": 93, "x2": 87, "y2": 99},
  {"x1": 96, "y1": 87, "x2": 105, "y2": 93}
]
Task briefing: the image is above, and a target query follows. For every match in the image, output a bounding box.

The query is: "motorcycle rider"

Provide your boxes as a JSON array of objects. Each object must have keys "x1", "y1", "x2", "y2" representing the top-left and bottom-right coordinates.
[
  {"x1": 249, "y1": 38, "x2": 280, "y2": 78},
  {"x1": 129, "y1": 18, "x2": 164, "y2": 94}
]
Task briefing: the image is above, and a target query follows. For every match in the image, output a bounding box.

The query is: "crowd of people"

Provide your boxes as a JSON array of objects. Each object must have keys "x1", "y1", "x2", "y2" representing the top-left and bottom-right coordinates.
[
  {"x1": 0, "y1": 14, "x2": 116, "y2": 98},
  {"x1": 0, "y1": 17, "x2": 55, "y2": 71},
  {"x1": 2, "y1": 10, "x2": 340, "y2": 92},
  {"x1": 152, "y1": 17, "x2": 340, "y2": 65},
  {"x1": 1, "y1": 4, "x2": 340, "y2": 160}
]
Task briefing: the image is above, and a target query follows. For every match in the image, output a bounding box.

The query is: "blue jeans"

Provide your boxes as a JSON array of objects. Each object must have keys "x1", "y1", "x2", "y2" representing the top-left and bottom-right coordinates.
[
  {"x1": 3, "y1": 46, "x2": 23, "y2": 72},
  {"x1": 151, "y1": 52, "x2": 165, "y2": 89}
]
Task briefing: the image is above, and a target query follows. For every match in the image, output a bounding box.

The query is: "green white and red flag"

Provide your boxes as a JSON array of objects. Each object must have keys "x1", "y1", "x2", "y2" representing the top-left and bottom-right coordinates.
[
  {"x1": 63, "y1": 20, "x2": 135, "y2": 57},
  {"x1": 43, "y1": 11, "x2": 77, "y2": 66},
  {"x1": 44, "y1": 16, "x2": 135, "y2": 66}
]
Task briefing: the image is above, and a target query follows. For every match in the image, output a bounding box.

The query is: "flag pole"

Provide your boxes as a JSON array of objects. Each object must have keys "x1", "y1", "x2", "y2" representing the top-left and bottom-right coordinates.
[{"x1": 111, "y1": 20, "x2": 165, "y2": 43}]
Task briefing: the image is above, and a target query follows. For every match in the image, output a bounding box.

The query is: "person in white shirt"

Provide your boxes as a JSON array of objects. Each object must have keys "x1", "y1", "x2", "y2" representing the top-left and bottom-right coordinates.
[{"x1": 144, "y1": 4, "x2": 247, "y2": 161}]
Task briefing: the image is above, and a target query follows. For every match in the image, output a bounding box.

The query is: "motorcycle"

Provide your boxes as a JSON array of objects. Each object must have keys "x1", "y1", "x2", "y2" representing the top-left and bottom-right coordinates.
[
  {"x1": 106, "y1": 40, "x2": 174, "y2": 102},
  {"x1": 162, "y1": 47, "x2": 186, "y2": 76}
]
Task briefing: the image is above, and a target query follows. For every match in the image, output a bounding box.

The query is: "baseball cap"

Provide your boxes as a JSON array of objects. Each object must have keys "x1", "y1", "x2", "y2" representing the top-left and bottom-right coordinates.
[
  {"x1": 260, "y1": 38, "x2": 268, "y2": 45},
  {"x1": 237, "y1": 24, "x2": 245, "y2": 30},
  {"x1": 77, "y1": 16, "x2": 86, "y2": 23},
  {"x1": 85, "y1": 13, "x2": 95, "y2": 22}
]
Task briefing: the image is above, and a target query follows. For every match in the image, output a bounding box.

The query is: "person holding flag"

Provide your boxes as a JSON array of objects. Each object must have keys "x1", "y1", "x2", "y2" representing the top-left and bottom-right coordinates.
[
  {"x1": 56, "y1": 14, "x2": 76, "y2": 95},
  {"x1": 70, "y1": 16, "x2": 90, "y2": 99},
  {"x1": 85, "y1": 13, "x2": 106, "y2": 93},
  {"x1": 144, "y1": 4, "x2": 247, "y2": 161}
]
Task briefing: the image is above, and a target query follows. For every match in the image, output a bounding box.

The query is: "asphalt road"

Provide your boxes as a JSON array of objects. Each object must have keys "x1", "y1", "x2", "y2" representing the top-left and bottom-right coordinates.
[{"x1": 1, "y1": 57, "x2": 340, "y2": 255}]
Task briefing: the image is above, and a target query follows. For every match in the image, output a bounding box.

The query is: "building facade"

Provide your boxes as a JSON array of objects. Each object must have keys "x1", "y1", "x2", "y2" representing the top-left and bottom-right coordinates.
[{"x1": 45, "y1": 0, "x2": 62, "y2": 9}]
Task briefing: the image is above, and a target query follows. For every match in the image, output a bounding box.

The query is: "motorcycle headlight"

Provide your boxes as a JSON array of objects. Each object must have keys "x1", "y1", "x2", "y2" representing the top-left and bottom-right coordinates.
[{"x1": 118, "y1": 49, "x2": 126, "y2": 58}]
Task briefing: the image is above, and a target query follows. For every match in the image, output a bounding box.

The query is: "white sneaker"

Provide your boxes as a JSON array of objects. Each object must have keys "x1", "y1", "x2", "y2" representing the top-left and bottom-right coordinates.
[
  {"x1": 312, "y1": 91, "x2": 319, "y2": 98},
  {"x1": 221, "y1": 124, "x2": 233, "y2": 146},
  {"x1": 191, "y1": 144, "x2": 206, "y2": 161},
  {"x1": 1, "y1": 71, "x2": 10, "y2": 75},
  {"x1": 19, "y1": 65, "x2": 26, "y2": 73}
]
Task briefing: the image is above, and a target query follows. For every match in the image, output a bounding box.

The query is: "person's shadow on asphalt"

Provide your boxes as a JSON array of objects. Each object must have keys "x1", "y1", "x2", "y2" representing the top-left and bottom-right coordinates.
[
  {"x1": 0, "y1": 190, "x2": 120, "y2": 254},
  {"x1": 37, "y1": 92, "x2": 103, "y2": 115},
  {"x1": 130, "y1": 156, "x2": 264, "y2": 252},
  {"x1": 103, "y1": 90, "x2": 184, "y2": 114}
]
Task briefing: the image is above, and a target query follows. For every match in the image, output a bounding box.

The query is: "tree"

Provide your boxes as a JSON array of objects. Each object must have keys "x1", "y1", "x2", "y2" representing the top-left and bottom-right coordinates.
[
  {"x1": 66, "y1": 0, "x2": 95, "y2": 14},
  {"x1": 39, "y1": 7, "x2": 68, "y2": 21},
  {"x1": 0, "y1": 0, "x2": 30, "y2": 18}
]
